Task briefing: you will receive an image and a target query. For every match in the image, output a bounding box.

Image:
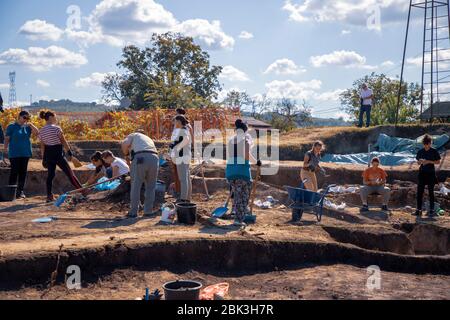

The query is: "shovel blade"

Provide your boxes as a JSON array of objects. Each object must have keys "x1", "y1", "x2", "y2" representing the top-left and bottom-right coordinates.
[
  {"x1": 212, "y1": 207, "x2": 229, "y2": 218},
  {"x1": 54, "y1": 193, "x2": 68, "y2": 207}
]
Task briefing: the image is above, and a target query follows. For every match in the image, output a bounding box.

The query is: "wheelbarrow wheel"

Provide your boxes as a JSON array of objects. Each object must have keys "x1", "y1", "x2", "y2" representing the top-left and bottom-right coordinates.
[{"x1": 292, "y1": 209, "x2": 303, "y2": 222}]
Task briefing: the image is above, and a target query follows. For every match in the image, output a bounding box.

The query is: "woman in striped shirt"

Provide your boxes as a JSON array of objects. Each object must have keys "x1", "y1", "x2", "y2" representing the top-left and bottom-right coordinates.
[{"x1": 38, "y1": 110, "x2": 83, "y2": 202}]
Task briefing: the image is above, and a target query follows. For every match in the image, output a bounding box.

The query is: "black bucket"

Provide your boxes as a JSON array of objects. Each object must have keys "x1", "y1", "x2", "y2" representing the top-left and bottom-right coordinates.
[
  {"x1": 163, "y1": 280, "x2": 202, "y2": 300},
  {"x1": 176, "y1": 202, "x2": 197, "y2": 225},
  {"x1": 0, "y1": 185, "x2": 17, "y2": 202}
]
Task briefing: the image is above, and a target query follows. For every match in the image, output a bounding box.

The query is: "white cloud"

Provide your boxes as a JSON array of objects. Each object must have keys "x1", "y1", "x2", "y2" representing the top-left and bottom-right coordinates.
[
  {"x1": 341, "y1": 30, "x2": 351, "y2": 35},
  {"x1": 219, "y1": 65, "x2": 250, "y2": 82},
  {"x1": 18, "y1": 19, "x2": 64, "y2": 41},
  {"x1": 315, "y1": 89, "x2": 345, "y2": 101},
  {"x1": 36, "y1": 79, "x2": 50, "y2": 88},
  {"x1": 406, "y1": 57, "x2": 422, "y2": 67},
  {"x1": 282, "y1": 0, "x2": 409, "y2": 26},
  {"x1": 0, "y1": 83, "x2": 8, "y2": 89},
  {"x1": 75, "y1": 72, "x2": 116, "y2": 88},
  {"x1": 380, "y1": 60, "x2": 395, "y2": 68},
  {"x1": 265, "y1": 79, "x2": 322, "y2": 100},
  {"x1": 239, "y1": 31, "x2": 254, "y2": 39},
  {"x1": 310, "y1": 50, "x2": 366, "y2": 68},
  {"x1": 62, "y1": 0, "x2": 235, "y2": 50},
  {"x1": 215, "y1": 87, "x2": 242, "y2": 103},
  {"x1": 0, "y1": 46, "x2": 88, "y2": 71},
  {"x1": 175, "y1": 19, "x2": 235, "y2": 50},
  {"x1": 264, "y1": 58, "x2": 306, "y2": 75}
]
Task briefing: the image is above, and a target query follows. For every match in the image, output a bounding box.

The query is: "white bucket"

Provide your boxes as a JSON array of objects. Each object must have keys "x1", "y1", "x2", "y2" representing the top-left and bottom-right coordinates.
[{"x1": 161, "y1": 203, "x2": 176, "y2": 224}]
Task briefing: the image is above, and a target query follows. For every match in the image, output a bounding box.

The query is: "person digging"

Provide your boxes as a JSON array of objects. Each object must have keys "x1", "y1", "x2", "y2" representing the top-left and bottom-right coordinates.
[
  {"x1": 121, "y1": 130, "x2": 159, "y2": 219},
  {"x1": 360, "y1": 157, "x2": 391, "y2": 212}
]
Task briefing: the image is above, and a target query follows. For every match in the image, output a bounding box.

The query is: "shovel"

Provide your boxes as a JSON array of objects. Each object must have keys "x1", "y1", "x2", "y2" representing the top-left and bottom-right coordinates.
[
  {"x1": 212, "y1": 191, "x2": 232, "y2": 218},
  {"x1": 54, "y1": 174, "x2": 127, "y2": 207}
]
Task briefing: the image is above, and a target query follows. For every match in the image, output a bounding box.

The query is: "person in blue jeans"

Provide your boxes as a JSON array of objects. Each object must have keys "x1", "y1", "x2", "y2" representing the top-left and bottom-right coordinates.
[
  {"x1": 4, "y1": 110, "x2": 39, "y2": 198},
  {"x1": 358, "y1": 83, "x2": 374, "y2": 128}
]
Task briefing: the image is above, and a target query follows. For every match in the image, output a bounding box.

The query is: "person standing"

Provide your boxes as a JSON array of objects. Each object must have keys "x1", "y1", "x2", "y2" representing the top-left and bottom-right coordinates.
[
  {"x1": 301, "y1": 141, "x2": 325, "y2": 192},
  {"x1": 226, "y1": 119, "x2": 261, "y2": 226},
  {"x1": 360, "y1": 157, "x2": 391, "y2": 212},
  {"x1": 4, "y1": 110, "x2": 39, "y2": 198},
  {"x1": 414, "y1": 135, "x2": 441, "y2": 217},
  {"x1": 0, "y1": 92, "x2": 4, "y2": 144},
  {"x1": 122, "y1": 130, "x2": 159, "y2": 218},
  {"x1": 38, "y1": 110, "x2": 83, "y2": 202},
  {"x1": 358, "y1": 83, "x2": 374, "y2": 128},
  {"x1": 169, "y1": 115, "x2": 192, "y2": 202}
]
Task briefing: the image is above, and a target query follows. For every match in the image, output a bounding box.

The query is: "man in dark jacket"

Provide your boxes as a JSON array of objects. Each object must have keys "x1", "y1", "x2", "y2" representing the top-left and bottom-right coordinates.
[{"x1": 0, "y1": 92, "x2": 4, "y2": 144}]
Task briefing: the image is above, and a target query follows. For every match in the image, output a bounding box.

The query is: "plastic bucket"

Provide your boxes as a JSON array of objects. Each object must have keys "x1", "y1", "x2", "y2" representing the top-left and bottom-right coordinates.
[
  {"x1": 163, "y1": 280, "x2": 202, "y2": 300},
  {"x1": 176, "y1": 202, "x2": 197, "y2": 225},
  {"x1": 160, "y1": 203, "x2": 176, "y2": 224},
  {"x1": 0, "y1": 185, "x2": 17, "y2": 202}
]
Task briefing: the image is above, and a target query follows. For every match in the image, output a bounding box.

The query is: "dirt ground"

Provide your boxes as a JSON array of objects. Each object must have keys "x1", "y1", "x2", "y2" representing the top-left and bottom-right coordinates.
[{"x1": 1, "y1": 264, "x2": 449, "y2": 300}]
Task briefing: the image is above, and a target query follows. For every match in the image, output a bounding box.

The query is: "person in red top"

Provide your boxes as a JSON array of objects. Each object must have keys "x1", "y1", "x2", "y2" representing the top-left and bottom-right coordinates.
[{"x1": 360, "y1": 157, "x2": 391, "y2": 212}]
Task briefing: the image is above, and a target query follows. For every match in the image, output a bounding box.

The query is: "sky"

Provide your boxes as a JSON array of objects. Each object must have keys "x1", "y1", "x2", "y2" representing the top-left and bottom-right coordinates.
[{"x1": 0, "y1": 0, "x2": 440, "y2": 118}]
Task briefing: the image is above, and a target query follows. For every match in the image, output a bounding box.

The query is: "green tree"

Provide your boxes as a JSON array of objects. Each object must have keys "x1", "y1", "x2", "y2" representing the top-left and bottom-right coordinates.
[
  {"x1": 221, "y1": 90, "x2": 251, "y2": 110},
  {"x1": 269, "y1": 98, "x2": 312, "y2": 132},
  {"x1": 103, "y1": 32, "x2": 223, "y2": 110},
  {"x1": 340, "y1": 73, "x2": 420, "y2": 125}
]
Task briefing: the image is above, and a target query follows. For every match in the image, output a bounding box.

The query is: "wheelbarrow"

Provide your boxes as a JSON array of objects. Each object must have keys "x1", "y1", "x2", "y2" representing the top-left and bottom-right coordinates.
[{"x1": 284, "y1": 183, "x2": 335, "y2": 222}]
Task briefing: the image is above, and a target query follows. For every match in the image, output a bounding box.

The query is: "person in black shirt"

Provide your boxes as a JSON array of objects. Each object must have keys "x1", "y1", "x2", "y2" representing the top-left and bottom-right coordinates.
[
  {"x1": 414, "y1": 134, "x2": 441, "y2": 217},
  {"x1": 0, "y1": 92, "x2": 4, "y2": 144}
]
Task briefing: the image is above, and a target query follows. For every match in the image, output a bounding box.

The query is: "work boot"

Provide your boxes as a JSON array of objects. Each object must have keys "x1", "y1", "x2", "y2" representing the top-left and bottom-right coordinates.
[
  {"x1": 412, "y1": 210, "x2": 422, "y2": 217},
  {"x1": 361, "y1": 205, "x2": 369, "y2": 212},
  {"x1": 46, "y1": 194, "x2": 55, "y2": 203}
]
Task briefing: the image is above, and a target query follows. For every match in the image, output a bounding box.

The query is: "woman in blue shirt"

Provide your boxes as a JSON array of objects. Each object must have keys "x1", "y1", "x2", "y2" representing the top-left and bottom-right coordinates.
[
  {"x1": 226, "y1": 119, "x2": 261, "y2": 226},
  {"x1": 4, "y1": 111, "x2": 39, "y2": 198}
]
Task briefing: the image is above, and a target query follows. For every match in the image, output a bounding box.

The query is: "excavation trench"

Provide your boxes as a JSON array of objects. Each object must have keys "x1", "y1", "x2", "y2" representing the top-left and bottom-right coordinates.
[{"x1": 1, "y1": 237, "x2": 449, "y2": 290}]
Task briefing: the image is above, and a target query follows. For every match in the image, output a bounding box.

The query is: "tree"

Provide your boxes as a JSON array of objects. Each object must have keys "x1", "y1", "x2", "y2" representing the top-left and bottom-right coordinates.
[
  {"x1": 222, "y1": 90, "x2": 251, "y2": 110},
  {"x1": 269, "y1": 98, "x2": 312, "y2": 132},
  {"x1": 101, "y1": 74, "x2": 124, "y2": 105},
  {"x1": 340, "y1": 73, "x2": 420, "y2": 125},
  {"x1": 248, "y1": 94, "x2": 273, "y2": 120},
  {"x1": 103, "y1": 32, "x2": 223, "y2": 110}
]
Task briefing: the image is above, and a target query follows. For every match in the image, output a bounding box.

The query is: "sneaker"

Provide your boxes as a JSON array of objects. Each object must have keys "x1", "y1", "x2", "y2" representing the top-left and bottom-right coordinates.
[
  {"x1": 126, "y1": 212, "x2": 138, "y2": 219},
  {"x1": 17, "y1": 191, "x2": 26, "y2": 199},
  {"x1": 361, "y1": 205, "x2": 369, "y2": 212},
  {"x1": 233, "y1": 220, "x2": 246, "y2": 227},
  {"x1": 381, "y1": 205, "x2": 389, "y2": 211},
  {"x1": 412, "y1": 210, "x2": 422, "y2": 217},
  {"x1": 426, "y1": 210, "x2": 437, "y2": 217}
]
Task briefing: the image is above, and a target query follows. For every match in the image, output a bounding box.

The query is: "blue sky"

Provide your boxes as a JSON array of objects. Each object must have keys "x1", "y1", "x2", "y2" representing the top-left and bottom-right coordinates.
[{"x1": 0, "y1": 0, "x2": 434, "y2": 118}]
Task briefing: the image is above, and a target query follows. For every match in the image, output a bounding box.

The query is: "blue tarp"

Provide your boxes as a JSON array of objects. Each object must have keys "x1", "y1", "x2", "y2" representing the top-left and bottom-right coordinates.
[
  {"x1": 322, "y1": 133, "x2": 449, "y2": 166},
  {"x1": 94, "y1": 177, "x2": 121, "y2": 191}
]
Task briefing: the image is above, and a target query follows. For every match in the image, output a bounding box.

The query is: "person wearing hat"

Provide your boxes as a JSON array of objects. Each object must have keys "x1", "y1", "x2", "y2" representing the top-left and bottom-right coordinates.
[
  {"x1": 4, "y1": 110, "x2": 39, "y2": 198},
  {"x1": 360, "y1": 157, "x2": 391, "y2": 212},
  {"x1": 122, "y1": 130, "x2": 159, "y2": 218}
]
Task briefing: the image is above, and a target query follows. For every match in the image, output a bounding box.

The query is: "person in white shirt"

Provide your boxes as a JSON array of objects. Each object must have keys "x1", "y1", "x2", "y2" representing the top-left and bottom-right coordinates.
[
  {"x1": 101, "y1": 150, "x2": 130, "y2": 177},
  {"x1": 359, "y1": 83, "x2": 374, "y2": 128}
]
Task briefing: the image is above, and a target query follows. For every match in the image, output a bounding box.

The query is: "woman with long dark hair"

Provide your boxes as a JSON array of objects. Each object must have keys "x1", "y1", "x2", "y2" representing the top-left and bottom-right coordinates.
[
  {"x1": 4, "y1": 110, "x2": 39, "y2": 198},
  {"x1": 38, "y1": 110, "x2": 83, "y2": 202}
]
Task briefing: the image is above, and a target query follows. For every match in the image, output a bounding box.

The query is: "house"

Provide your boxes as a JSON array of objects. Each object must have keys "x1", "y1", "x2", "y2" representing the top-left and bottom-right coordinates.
[
  {"x1": 229, "y1": 116, "x2": 272, "y2": 131},
  {"x1": 420, "y1": 102, "x2": 450, "y2": 121}
]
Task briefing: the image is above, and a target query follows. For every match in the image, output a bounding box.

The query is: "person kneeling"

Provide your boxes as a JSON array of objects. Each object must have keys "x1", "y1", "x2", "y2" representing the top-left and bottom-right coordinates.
[{"x1": 360, "y1": 157, "x2": 391, "y2": 212}]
